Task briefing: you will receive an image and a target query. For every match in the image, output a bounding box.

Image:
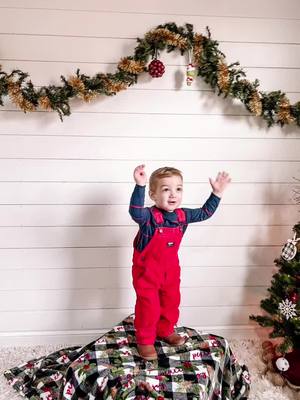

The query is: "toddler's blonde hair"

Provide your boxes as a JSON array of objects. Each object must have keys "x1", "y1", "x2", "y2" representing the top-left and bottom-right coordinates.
[{"x1": 149, "y1": 167, "x2": 183, "y2": 194}]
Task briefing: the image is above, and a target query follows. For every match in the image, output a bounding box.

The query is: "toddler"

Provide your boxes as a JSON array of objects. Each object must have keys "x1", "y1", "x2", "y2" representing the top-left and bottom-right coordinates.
[{"x1": 129, "y1": 165, "x2": 231, "y2": 360}]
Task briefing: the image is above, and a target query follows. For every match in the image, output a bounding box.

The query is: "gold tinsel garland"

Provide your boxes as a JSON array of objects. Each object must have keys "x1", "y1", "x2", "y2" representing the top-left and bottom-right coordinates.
[
  {"x1": 0, "y1": 22, "x2": 299, "y2": 127},
  {"x1": 118, "y1": 58, "x2": 146, "y2": 74},
  {"x1": 102, "y1": 78, "x2": 128, "y2": 94},
  {"x1": 217, "y1": 61, "x2": 230, "y2": 92},
  {"x1": 8, "y1": 81, "x2": 36, "y2": 112},
  {"x1": 277, "y1": 97, "x2": 296, "y2": 125},
  {"x1": 68, "y1": 76, "x2": 85, "y2": 92},
  {"x1": 248, "y1": 91, "x2": 263, "y2": 116},
  {"x1": 192, "y1": 33, "x2": 204, "y2": 65},
  {"x1": 67, "y1": 76, "x2": 99, "y2": 101},
  {"x1": 145, "y1": 28, "x2": 188, "y2": 50},
  {"x1": 38, "y1": 95, "x2": 52, "y2": 110}
]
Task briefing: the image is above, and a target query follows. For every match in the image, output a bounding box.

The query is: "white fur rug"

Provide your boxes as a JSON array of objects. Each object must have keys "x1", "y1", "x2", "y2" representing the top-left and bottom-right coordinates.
[{"x1": 0, "y1": 339, "x2": 298, "y2": 400}]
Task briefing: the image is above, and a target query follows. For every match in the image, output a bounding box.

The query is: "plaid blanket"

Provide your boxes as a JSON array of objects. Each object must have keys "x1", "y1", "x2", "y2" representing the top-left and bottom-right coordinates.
[{"x1": 4, "y1": 315, "x2": 250, "y2": 400}]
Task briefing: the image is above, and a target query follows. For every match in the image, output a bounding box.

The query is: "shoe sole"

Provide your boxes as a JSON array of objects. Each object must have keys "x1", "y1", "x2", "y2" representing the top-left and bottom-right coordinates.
[
  {"x1": 158, "y1": 337, "x2": 187, "y2": 346},
  {"x1": 141, "y1": 355, "x2": 158, "y2": 361}
]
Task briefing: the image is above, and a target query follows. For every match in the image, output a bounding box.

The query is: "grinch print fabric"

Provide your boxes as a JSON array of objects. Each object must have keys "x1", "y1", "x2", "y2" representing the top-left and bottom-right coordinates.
[{"x1": 4, "y1": 315, "x2": 250, "y2": 399}]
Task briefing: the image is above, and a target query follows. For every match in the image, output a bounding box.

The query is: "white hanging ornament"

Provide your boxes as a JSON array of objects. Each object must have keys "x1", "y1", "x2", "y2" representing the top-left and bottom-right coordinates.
[
  {"x1": 278, "y1": 299, "x2": 297, "y2": 320},
  {"x1": 275, "y1": 357, "x2": 290, "y2": 372},
  {"x1": 186, "y1": 49, "x2": 196, "y2": 86},
  {"x1": 281, "y1": 232, "x2": 300, "y2": 261}
]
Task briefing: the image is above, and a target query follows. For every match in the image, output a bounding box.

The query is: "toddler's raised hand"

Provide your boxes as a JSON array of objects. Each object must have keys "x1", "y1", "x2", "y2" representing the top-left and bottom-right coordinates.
[
  {"x1": 209, "y1": 171, "x2": 231, "y2": 197},
  {"x1": 133, "y1": 164, "x2": 147, "y2": 186}
]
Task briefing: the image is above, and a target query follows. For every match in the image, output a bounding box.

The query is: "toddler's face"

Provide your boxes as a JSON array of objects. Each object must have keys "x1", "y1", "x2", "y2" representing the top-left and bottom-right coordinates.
[{"x1": 150, "y1": 175, "x2": 183, "y2": 212}]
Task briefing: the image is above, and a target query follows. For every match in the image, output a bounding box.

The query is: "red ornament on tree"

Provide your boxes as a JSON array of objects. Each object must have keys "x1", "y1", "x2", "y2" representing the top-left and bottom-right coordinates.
[
  {"x1": 148, "y1": 59, "x2": 165, "y2": 78},
  {"x1": 289, "y1": 291, "x2": 299, "y2": 303}
]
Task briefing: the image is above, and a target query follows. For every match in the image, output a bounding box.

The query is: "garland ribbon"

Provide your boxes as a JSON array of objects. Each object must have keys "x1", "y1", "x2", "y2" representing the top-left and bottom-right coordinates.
[{"x1": 0, "y1": 23, "x2": 299, "y2": 127}]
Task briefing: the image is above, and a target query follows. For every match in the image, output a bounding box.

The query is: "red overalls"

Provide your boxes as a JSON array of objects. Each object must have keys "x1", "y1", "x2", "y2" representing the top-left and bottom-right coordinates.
[{"x1": 132, "y1": 206, "x2": 186, "y2": 345}]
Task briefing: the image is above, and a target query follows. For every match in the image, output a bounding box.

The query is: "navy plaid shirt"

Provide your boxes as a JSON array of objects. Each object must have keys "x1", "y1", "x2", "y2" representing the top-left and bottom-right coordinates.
[{"x1": 129, "y1": 184, "x2": 221, "y2": 252}]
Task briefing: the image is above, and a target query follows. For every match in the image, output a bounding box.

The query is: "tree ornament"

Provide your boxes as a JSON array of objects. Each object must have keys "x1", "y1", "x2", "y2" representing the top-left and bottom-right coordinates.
[
  {"x1": 289, "y1": 291, "x2": 299, "y2": 304},
  {"x1": 281, "y1": 232, "x2": 300, "y2": 261},
  {"x1": 148, "y1": 59, "x2": 165, "y2": 78},
  {"x1": 280, "y1": 349, "x2": 300, "y2": 389},
  {"x1": 275, "y1": 357, "x2": 290, "y2": 372},
  {"x1": 148, "y1": 49, "x2": 165, "y2": 78},
  {"x1": 262, "y1": 343, "x2": 300, "y2": 389},
  {"x1": 186, "y1": 63, "x2": 196, "y2": 86},
  {"x1": 278, "y1": 299, "x2": 297, "y2": 320},
  {"x1": 186, "y1": 49, "x2": 196, "y2": 86}
]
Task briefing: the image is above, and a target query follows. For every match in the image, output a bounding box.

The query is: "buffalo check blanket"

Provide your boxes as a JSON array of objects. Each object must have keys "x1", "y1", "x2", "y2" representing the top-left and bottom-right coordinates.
[{"x1": 4, "y1": 315, "x2": 250, "y2": 400}]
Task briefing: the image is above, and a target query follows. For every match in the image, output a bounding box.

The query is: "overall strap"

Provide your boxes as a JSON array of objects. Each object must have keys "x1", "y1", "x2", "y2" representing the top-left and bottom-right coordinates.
[
  {"x1": 175, "y1": 208, "x2": 186, "y2": 224},
  {"x1": 150, "y1": 207, "x2": 164, "y2": 225}
]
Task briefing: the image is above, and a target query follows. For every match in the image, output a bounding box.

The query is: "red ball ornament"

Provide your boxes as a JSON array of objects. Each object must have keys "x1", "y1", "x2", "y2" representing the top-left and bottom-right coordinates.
[
  {"x1": 289, "y1": 291, "x2": 299, "y2": 303},
  {"x1": 148, "y1": 59, "x2": 165, "y2": 78}
]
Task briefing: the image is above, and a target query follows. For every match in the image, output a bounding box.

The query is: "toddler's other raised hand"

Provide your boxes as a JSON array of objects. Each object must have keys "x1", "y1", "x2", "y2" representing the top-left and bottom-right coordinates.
[
  {"x1": 133, "y1": 164, "x2": 147, "y2": 186},
  {"x1": 209, "y1": 171, "x2": 231, "y2": 197}
]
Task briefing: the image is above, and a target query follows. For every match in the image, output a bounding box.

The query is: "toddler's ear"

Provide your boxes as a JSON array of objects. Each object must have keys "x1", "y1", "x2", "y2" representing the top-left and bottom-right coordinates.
[{"x1": 149, "y1": 191, "x2": 155, "y2": 201}]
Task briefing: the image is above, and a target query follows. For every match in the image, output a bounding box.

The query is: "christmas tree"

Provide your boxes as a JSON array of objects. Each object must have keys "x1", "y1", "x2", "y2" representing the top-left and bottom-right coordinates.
[{"x1": 250, "y1": 222, "x2": 300, "y2": 353}]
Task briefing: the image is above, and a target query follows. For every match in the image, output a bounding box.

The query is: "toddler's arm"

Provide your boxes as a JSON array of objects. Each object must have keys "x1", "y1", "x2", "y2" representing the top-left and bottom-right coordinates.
[
  {"x1": 129, "y1": 165, "x2": 151, "y2": 224},
  {"x1": 184, "y1": 172, "x2": 231, "y2": 223},
  {"x1": 133, "y1": 164, "x2": 147, "y2": 187},
  {"x1": 209, "y1": 171, "x2": 231, "y2": 198}
]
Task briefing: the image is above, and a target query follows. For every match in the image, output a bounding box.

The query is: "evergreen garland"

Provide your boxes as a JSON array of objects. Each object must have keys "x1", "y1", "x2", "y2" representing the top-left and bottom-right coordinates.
[{"x1": 0, "y1": 22, "x2": 299, "y2": 127}]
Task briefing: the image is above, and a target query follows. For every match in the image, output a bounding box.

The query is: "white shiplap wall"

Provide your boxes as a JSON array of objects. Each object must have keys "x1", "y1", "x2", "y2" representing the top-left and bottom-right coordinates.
[{"x1": 0, "y1": 0, "x2": 299, "y2": 345}]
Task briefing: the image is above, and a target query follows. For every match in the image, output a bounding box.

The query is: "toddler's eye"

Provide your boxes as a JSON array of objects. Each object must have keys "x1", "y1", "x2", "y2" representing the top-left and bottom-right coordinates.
[
  {"x1": 177, "y1": 188, "x2": 182, "y2": 192},
  {"x1": 163, "y1": 188, "x2": 169, "y2": 192}
]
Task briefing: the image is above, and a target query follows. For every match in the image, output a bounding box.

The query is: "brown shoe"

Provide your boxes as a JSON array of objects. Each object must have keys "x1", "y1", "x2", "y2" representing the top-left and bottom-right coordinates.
[
  {"x1": 160, "y1": 332, "x2": 186, "y2": 346},
  {"x1": 137, "y1": 344, "x2": 157, "y2": 360}
]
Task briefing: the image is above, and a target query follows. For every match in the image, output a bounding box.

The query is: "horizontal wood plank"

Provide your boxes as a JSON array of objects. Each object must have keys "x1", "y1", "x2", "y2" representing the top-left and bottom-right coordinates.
[
  {"x1": 0, "y1": 266, "x2": 275, "y2": 290},
  {"x1": 1, "y1": 35, "x2": 300, "y2": 68},
  {"x1": 0, "y1": 204, "x2": 298, "y2": 226},
  {"x1": 0, "y1": 246, "x2": 281, "y2": 268},
  {"x1": 0, "y1": 182, "x2": 296, "y2": 205},
  {"x1": 1, "y1": 0, "x2": 300, "y2": 19},
  {"x1": 0, "y1": 287, "x2": 268, "y2": 310},
  {"x1": 0, "y1": 225, "x2": 292, "y2": 247},
  {"x1": 0, "y1": 160, "x2": 297, "y2": 182},
  {"x1": 0, "y1": 107, "x2": 299, "y2": 138},
  {"x1": 0, "y1": 135, "x2": 299, "y2": 160},
  {"x1": 0, "y1": 9, "x2": 299, "y2": 44},
  {"x1": 0, "y1": 305, "x2": 261, "y2": 332}
]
